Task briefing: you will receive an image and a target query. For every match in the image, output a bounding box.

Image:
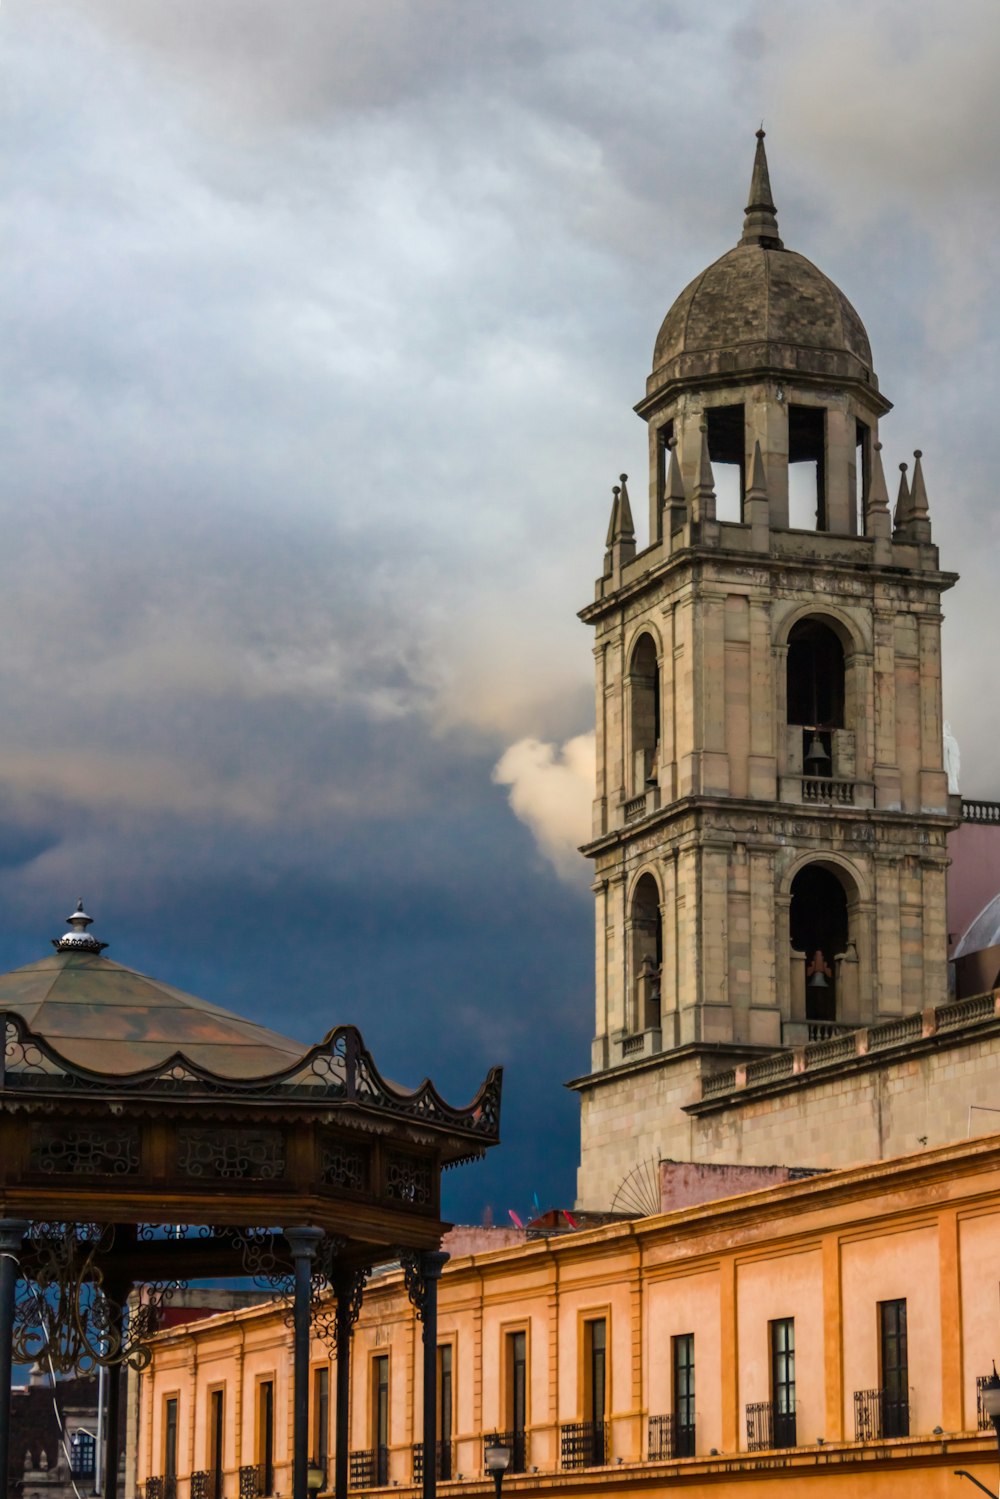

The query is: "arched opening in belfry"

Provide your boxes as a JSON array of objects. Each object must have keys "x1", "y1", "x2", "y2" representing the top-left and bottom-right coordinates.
[
  {"x1": 786, "y1": 618, "x2": 845, "y2": 778},
  {"x1": 628, "y1": 633, "x2": 660, "y2": 796},
  {"x1": 706, "y1": 403, "x2": 746, "y2": 523},
  {"x1": 789, "y1": 864, "x2": 849, "y2": 1023},
  {"x1": 630, "y1": 873, "x2": 663, "y2": 1032},
  {"x1": 787, "y1": 404, "x2": 827, "y2": 530}
]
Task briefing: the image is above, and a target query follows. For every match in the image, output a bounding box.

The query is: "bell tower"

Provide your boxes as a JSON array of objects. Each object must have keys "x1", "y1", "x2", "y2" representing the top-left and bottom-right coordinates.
[{"x1": 572, "y1": 133, "x2": 958, "y2": 1209}]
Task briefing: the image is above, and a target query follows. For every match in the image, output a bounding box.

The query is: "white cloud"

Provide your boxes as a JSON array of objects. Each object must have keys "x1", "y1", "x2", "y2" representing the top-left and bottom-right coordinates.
[{"x1": 492, "y1": 733, "x2": 595, "y2": 884}]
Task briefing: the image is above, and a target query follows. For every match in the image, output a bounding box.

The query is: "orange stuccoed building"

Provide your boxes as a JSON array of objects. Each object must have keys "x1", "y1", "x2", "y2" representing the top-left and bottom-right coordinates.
[{"x1": 136, "y1": 132, "x2": 1000, "y2": 1499}]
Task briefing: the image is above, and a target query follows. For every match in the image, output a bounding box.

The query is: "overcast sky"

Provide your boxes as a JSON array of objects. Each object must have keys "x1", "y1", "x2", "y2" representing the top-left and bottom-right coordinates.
[{"x1": 2, "y1": 0, "x2": 999, "y2": 1219}]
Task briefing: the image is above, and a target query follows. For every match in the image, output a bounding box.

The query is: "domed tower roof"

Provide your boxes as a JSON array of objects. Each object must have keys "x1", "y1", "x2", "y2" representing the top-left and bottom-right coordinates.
[{"x1": 646, "y1": 131, "x2": 879, "y2": 402}]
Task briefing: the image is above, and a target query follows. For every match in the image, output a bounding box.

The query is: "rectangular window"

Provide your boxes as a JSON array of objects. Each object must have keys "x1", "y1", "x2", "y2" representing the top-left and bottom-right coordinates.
[
  {"x1": 257, "y1": 1381, "x2": 275, "y2": 1495},
  {"x1": 373, "y1": 1354, "x2": 389, "y2": 1485},
  {"x1": 581, "y1": 1319, "x2": 605, "y2": 1433},
  {"x1": 164, "y1": 1398, "x2": 178, "y2": 1483},
  {"x1": 879, "y1": 1299, "x2": 909, "y2": 1437},
  {"x1": 508, "y1": 1331, "x2": 527, "y2": 1437},
  {"x1": 770, "y1": 1319, "x2": 796, "y2": 1448},
  {"x1": 856, "y1": 419, "x2": 871, "y2": 535},
  {"x1": 437, "y1": 1345, "x2": 453, "y2": 1478},
  {"x1": 671, "y1": 1334, "x2": 695, "y2": 1457},
  {"x1": 209, "y1": 1389, "x2": 224, "y2": 1499},
  {"x1": 314, "y1": 1367, "x2": 330, "y2": 1466}
]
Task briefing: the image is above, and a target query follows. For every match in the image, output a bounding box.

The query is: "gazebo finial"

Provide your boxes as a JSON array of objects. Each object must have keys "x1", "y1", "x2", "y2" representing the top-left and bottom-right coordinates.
[{"x1": 52, "y1": 900, "x2": 108, "y2": 954}]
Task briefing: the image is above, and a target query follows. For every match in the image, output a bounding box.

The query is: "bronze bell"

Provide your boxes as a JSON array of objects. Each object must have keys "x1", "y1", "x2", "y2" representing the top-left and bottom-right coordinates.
[{"x1": 804, "y1": 733, "x2": 830, "y2": 772}]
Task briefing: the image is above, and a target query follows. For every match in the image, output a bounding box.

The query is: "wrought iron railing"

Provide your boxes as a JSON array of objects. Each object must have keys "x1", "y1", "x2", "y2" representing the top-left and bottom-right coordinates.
[
  {"x1": 483, "y1": 1431, "x2": 527, "y2": 1475},
  {"x1": 648, "y1": 1413, "x2": 695, "y2": 1459},
  {"x1": 238, "y1": 1466, "x2": 265, "y2": 1499},
  {"x1": 412, "y1": 1442, "x2": 453, "y2": 1481},
  {"x1": 854, "y1": 1387, "x2": 910, "y2": 1440},
  {"x1": 560, "y1": 1420, "x2": 606, "y2": 1468},
  {"x1": 745, "y1": 1401, "x2": 796, "y2": 1451},
  {"x1": 349, "y1": 1449, "x2": 389, "y2": 1489},
  {"x1": 191, "y1": 1473, "x2": 222, "y2": 1499},
  {"x1": 145, "y1": 1481, "x2": 163, "y2": 1499}
]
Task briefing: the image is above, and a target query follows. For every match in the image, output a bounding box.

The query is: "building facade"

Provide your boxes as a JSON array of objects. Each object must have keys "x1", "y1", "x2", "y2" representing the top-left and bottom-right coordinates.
[{"x1": 137, "y1": 1136, "x2": 1000, "y2": 1499}]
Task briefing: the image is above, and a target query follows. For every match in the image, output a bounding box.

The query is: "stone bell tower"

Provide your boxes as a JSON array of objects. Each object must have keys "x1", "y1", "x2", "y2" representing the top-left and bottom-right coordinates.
[{"x1": 571, "y1": 133, "x2": 958, "y2": 1209}]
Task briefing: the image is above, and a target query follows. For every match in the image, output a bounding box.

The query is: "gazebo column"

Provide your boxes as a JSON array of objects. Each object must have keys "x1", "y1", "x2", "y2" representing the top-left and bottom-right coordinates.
[
  {"x1": 333, "y1": 1268, "x2": 369, "y2": 1499},
  {"x1": 403, "y1": 1250, "x2": 449, "y2": 1499},
  {"x1": 286, "y1": 1227, "x2": 323, "y2": 1499},
  {"x1": 103, "y1": 1282, "x2": 129, "y2": 1499},
  {"x1": 0, "y1": 1219, "x2": 28, "y2": 1499}
]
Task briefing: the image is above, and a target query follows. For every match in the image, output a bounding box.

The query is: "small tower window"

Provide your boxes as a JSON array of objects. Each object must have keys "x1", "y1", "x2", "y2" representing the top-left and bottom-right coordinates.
[
  {"x1": 630, "y1": 873, "x2": 663, "y2": 1032},
  {"x1": 788, "y1": 405, "x2": 827, "y2": 530},
  {"x1": 790, "y1": 864, "x2": 848, "y2": 1022},
  {"x1": 628, "y1": 633, "x2": 660, "y2": 796},
  {"x1": 706, "y1": 404, "x2": 745, "y2": 523},
  {"x1": 856, "y1": 420, "x2": 871, "y2": 534}
]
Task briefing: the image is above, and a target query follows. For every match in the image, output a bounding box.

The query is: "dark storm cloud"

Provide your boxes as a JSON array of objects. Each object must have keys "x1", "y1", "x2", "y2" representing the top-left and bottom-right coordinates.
[{"x1": 2, "y1": 0, "x2": 1000, "y2": 1214}]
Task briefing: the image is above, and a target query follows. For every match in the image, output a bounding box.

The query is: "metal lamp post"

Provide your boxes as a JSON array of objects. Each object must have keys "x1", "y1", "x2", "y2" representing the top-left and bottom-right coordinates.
[{"x1": 484, "y1": 1443, "x2": 512, "y2": 1499}]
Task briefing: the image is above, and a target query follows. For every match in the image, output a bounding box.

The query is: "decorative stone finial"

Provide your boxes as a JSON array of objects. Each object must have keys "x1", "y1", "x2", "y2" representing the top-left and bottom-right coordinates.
[
  {"x1": 52, "y1": 900, "x2": 108, "y2": 955},
  {"x1": 740, "y1": 128, "x2": 783, "y2": 249},
  {"x1": 893, "y1": 461, "x2": 911, "y2": 533},
  {"x1": 615, "y1": 474, "x2": 635, "y2": 542}
]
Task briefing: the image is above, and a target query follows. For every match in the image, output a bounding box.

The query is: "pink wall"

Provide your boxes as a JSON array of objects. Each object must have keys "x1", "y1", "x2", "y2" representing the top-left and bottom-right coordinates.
[{"x1": 948, "y1": 823, "x2": 1000, "y2": 950}]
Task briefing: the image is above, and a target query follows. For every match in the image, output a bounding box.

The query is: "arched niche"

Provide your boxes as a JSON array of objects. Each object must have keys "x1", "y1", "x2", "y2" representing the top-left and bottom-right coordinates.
[
  {"x1": 627, "y1": 632, "x2": 661, "y2": 796},
  {"x1": 628, "y1": 871, "x2": 663, "y2": 1033},
  {"x1": 787, "y1": 858, "x2": 862, "y2": 1030}
]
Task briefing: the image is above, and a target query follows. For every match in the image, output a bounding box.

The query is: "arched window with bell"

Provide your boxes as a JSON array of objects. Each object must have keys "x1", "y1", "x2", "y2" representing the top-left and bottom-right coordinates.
[{"x1": 782, "y1": 614, "x2": 862, "y2": 796}]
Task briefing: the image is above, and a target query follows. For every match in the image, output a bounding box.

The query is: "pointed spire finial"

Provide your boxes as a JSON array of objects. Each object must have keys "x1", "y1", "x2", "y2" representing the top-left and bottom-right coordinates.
[
  {"x1": 616, "y1": 473, "x2": 635, "y2": 541},
  {"x1": 747, "y1": 439, "x2": 768, "y2": 501},
  {"x1": 665, "y1": 437, "x2": 686, "y2": 505},
  {"x1": 740, "y1": 128, "x2": 783, "y2": 249},
  {"x1": 867, "y1": 440, "x2": 890, "y2": 516},
  {"x1": 910, "y1": 449, "x2": 929, "y2": 520},
  {"x1": 893, "y1": 461, "x2": 911, "y2": 533},
  {"x1": 605, "y1": 486, "x2": 620, "y2": 550}
]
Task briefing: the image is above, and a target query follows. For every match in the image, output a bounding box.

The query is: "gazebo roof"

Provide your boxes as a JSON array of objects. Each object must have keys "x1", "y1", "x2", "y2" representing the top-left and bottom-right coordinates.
[{"x1": 0, "y1": 949, "x2": 307, "y2": 1078}]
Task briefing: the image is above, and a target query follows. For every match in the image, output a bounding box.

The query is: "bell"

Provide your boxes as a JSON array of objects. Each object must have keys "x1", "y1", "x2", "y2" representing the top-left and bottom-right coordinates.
[
  {"x1": 804, "y1": 733, "x2": 830, "y2": 772},
  {"x1": 808, "y1": 968, "x2": 829, "y2": 989}
]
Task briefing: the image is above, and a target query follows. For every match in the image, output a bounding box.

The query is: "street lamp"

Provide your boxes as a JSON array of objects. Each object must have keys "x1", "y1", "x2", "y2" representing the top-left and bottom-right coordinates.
[
  {"x1": 983, "y1": 1365, "x2": 1000, "y2": 1446},
  {"x1": 306, "y1": 1463, "x2": 326, "y2": 1493},
  {"x1": 954, "y1": 1365, "x2": 1000, "y2": 1499},
  {"x1": 484, "y1": 1443, "x2": 512, "y2": 1499}
]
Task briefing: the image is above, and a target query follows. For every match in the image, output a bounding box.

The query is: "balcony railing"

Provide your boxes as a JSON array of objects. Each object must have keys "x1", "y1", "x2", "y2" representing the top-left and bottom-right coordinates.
[
  {"x1": 412, "y1": 1442, "x2": 453, "y2": 1482},
  {"x1": 349, "y1": 1449, "x2": 389, "y2": 1490},
  {"x1": 978, "y1": 1374, "x2": 997, "y2": 1431},
  {"x1": 191, "y1": 1473, "x2": 223, "y2": 1499},
  {"x1": 146, "y1": 1481, "x2": 177, "y2": 1499},
  {"x1": 854, "y1": 1387, "x2": 910, "y2": 1440},
  {"x1": 648, "y1": 1413, "x2": 695, "y2": 1459},
  {"x1": 801, "y1": 776, "x2": 855, "y2": 806},
  {"x1": 745, "y1": 1401, "x2": 796, "y2": 1451},
  {"x1": 483, "y1": 1431, "x2": 527, "y2": 1475},
  {"x1": 239, "y1": 1466, "x2": 267, "y2": 1499},
  {"x1": 560, "y1": 1420, "x2": 606, "y2": 1468}
]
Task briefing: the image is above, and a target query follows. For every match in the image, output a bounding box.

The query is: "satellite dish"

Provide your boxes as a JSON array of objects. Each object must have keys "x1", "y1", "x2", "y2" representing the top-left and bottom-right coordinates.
[{"x1": 610, "y1": 1157, "x2": 661, "y2": 1219}]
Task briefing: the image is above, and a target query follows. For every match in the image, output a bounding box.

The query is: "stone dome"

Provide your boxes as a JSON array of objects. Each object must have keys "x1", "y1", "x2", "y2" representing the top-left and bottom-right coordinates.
[{"x1": 649, "y1": 131, "x2": 876, "y2": 393}]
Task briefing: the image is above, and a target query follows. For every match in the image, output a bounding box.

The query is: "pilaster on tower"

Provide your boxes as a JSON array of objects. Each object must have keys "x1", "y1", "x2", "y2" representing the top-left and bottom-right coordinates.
[{"x1": 573, "y1": 131, "x2": 958, "y2": 1212}]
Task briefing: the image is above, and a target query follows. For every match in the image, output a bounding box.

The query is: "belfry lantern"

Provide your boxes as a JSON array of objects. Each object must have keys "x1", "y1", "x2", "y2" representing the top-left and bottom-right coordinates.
[{"x1": 0, "y1": 906, "x2": 502, "y2": 1499}]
